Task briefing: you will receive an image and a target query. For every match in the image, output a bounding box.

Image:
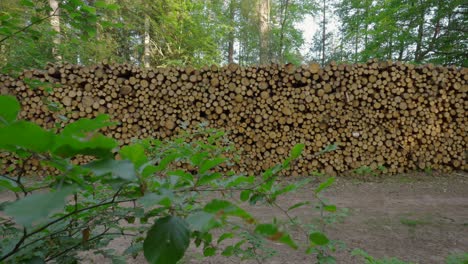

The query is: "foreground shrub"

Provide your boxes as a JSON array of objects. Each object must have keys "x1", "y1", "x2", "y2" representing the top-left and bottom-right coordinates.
[{"x1": 0, "y1": 95, "x2": 339, "y2": 263}]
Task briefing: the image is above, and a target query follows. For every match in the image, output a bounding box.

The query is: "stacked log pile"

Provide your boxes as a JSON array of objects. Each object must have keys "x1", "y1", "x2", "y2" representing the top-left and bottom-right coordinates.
[{"x1": 0, "y1": 61, "x2": 466, "y2": 175}]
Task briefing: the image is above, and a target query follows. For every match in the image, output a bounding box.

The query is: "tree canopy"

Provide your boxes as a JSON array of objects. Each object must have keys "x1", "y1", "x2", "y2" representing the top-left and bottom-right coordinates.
[{"x1": 0, "y1": 0, "x2": 466, "y2": 73}]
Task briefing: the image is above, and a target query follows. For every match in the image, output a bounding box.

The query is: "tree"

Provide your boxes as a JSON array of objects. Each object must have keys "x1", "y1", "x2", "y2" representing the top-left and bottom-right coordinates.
[
  {"x1": 258, "y1": 0, "x2": 271, "y2": 64},
  {"x1": 335, "y1": 0, "x2": 467, "y2": 66},
  {"x1": 227, "y1": 0, "x2": 237, "y2": 64},
  {"x1": 48, "y1": 0, "x2": 61, "y2": 62}
]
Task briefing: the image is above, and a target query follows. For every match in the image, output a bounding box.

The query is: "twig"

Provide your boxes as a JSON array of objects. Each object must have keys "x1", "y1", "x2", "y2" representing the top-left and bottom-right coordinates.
[
  {"x1": 45, "y1": 227, "x2": 111, "y2": 261},
  {"x1": 0, "y1": 198, "x2": 135, "y2": 261}
]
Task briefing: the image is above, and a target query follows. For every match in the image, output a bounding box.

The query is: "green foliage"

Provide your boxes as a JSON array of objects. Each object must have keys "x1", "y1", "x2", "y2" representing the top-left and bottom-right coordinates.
[
  {"x1": 0, "y1": 95, "x2": 19, "y2": 125},
  {"x1": 143, "y1": 216, "x2": 190, "y2": 264},
  {"x1": 4, "y1": 186, "x2": 76, "y2": 227},
  {"x1": 0, "y1": 0, "x2": 122, "y2": 73},
  {"x1": 1, "y1": 0, "x2": 466, "y2": 69},
  {"x1": 353, "y1": 165, "x2": 386, "y2": 176},
  {"x1": 0, "y1": 95, "x2": 341, "y2": 263},
  {"x1": 335, "y1": 0, "x2": 467, "y2": 66},
  {"x1": 309, "y1": 232, "x2": 330, "y2": 246},
  {"x1": 399, "y1": 218, "x2": 428, "y2": 228},
  {"x1": 445, "y1": 252, "x2": 468, "y2": 264},
  {"x1": 351, "y1": 249, "x2": 415, "y2": 264}
]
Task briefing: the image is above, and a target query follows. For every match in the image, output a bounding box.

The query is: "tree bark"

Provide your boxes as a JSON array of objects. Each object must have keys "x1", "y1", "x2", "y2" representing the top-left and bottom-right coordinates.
[
  {"x1": 49, "y1": 0, "x2": 61, "y2": 62},
  {"x1": 258, "y1": 0, "x2": 270, "y2": 64},
  {"x1": 278, "y1": 0, "x2": 290, "y2": 63},
  {"x1": 143, "y1": 14, "x2": 151, "y2": 68},
  {"x1": 321, "y1": 0, "x2": 326, "y2": 66},
  {"x1": 414, "y1": 0, "x2": 425, "y2": 63},
  {"x1": 227, "y1": 0, "x2": 236, "y2": 64}
]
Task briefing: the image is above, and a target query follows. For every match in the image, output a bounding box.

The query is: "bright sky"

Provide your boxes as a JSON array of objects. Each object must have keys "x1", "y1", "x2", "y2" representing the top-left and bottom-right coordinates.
[
  {"x1": 296, "y1": 13, "x2": 340, "y2": 56},
  {"x1": 296, "y1": 14, "x2": 318, "y2": 56},
  {"x1": 297, "y1": 14, "x2": 318, "y2": 45}
]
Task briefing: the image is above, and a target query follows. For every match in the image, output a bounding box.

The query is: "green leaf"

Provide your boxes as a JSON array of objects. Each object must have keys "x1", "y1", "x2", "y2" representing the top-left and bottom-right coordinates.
[
  {"x1": 141, "y1": 164, "x2": 158, "y2": 178},
  {"x1": 255, "y1": 224, "x2": 298, "y2": 249},
  {"x1": 143, "y1": 216, "x2": 190, "y2": 264},
  {"x1": 323, "y1": 205, "x2": 337, "y2": 212},
  {"x1": 4, "y1": 186, "x2": 75, "y2": 227},
  {"x1": 186, "y1": 211, "x2": 215, "y2": 232},
  {"x1": 94, "y1": 0, "x2": 107, "y2": 8},
  {"x1": 84, "y1": 159, "x2": 137, "y2": 181},
  {"x1": 137, "y1": 191, "x2": 173, "y2": 208},
  {"x1": 155, "y1": 153, "x2": 180, "y2": 171},
  {"x1": 60, "y1": 115, "x2": 115, "y2": 136},
  {"x1": 0, "y1": 121, "x2": 54, "y2": 153},
  {"x1": 223, "y1": 175, "x2": 255, "y2": 188},
  {"x1": 199, "y1": 157, "x2": 225, "y2": 174},
  {"x1": 273, "y1": 183, "x2": 299, "y2": 197},
  {"x1": 290, "y1": 143, "x2": 305, "y2": 159},
  {"x1": 120, "y1": 143, "x2": 147, "y2": 169},
  {"x1": 249, "y1": 193, "x2": 266, "y2": 205},
  {"x1": 309, "y1": 232, "x2": 329, "y2": 246},
  {"x1": 315, "y1": 177, "x2": 335, "y2": 194},
  {"x1": 287, "y1": 201, "x2": 310, "y2": 211},
  {"x1": 106, "y1": 3, "x2": 119, "y2": 10},
  {"x1": 189, "y1": 152, "x2": 209, "y2": 167},
  {"x1": 262, "y1": 164, "x2": 282, "y2": 181},
  {"x1": 0, "y1": 177, "x2": 20, "y2": 192},
  {"x1": 54, "y1": 115, "x2": 118, "y2": 158},
  {"x1": 240, "y1": 190, "x2": 251, "y2": 201},
  {"x1": 25, "y1": 256, "x2": 45, "y2": 264},
  {"x1": 167, "y1": 170, "x2": 193, "y2": 184},
  {"x1": 222, "y1": 245, "x2": 235, "y2": 256},
  {"x1": 204, "y1": 199, "x2": 253, "y2": 221},
  {"x1": 19, "y1": 0, "x2": 35, "y2": 7},
  {"x1": 318, "y1": 255, "x2": 336, "y2": 263},
  {"x1": 198, "y1": 172, "x2": 221, "y2": 186},
  {"x1": 81, "y1": 5, "x2": 96, "y2": 15},
  {"x1": 203, "y1": 247, "x2": 216, "y2": 256},
  {"x1": 0, "y1": 95, "x2": 20, "y2": 125},
  {"x1": 318, "y1": 143, "x2": 338, "y2": 155},
  {"x1": 217, "y1": 232, "x2": 234, "y2": 244}
]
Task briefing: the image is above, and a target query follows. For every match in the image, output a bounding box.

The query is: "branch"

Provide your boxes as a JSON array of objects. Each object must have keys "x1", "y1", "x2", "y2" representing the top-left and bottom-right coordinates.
[
  {"x1": 0, "y1": 9, "x2": 59, "y2": 44},
  {"x1": 0, "y1": 198, "x2": 135, "y2": 261},
  {"x1": 45, "y1": 226, "x2": 111, "y2": 261}
]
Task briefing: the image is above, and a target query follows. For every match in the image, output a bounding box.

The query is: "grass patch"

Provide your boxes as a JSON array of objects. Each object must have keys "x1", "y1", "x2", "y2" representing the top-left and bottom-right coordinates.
[
  {"x1": 400, "y1": 218, "x2": 429, "y2": 227},
  {"x1": 446, "y1": 252, "x2": 468, "y2": 264}
]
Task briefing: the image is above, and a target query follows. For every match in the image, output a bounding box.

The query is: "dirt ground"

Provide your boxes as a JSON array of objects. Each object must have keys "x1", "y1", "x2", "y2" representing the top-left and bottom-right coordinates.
[
  {"x1": 3, "y1": 172, "x2": 468, "y2": 263},
  {"x1": 93, "y1": 172, "x2": 468, "y2": 264}
]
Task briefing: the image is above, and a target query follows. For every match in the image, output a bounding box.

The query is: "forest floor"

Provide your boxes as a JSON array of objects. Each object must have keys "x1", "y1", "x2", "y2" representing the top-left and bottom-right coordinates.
[
  {"x1": 3, "y1": 172, "x2": 467, "y2": 263},
  {"x1": 85, "y1": 171, "x2": 468, "y2": 264}
]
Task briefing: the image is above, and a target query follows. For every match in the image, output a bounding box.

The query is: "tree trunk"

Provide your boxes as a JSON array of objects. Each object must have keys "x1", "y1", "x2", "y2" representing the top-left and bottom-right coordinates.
[
  {"x1": 354, "y1": 32, "x2": 359, "y2": 63},
  {"x1": 227, "y1": 0, "x2": 236, "y2": 64},
  {"x1": 414, "y1": 1, "x2": 425, "y2": 62},
  {"x1": 321, "y1": 0, "x2": 326, "y2": 66},
  {"x1": 258, "y1": 0, "x2": 270, "y2": 64},
  {"x1": 143, "y1": 14, "x2": 151, "y2": 68},
  {"x1": 279, "y1": 0, "x2": 290, "y2": 63},
  {"x1": 49, "y1": 0, "x2": 61, "y2": 62}
]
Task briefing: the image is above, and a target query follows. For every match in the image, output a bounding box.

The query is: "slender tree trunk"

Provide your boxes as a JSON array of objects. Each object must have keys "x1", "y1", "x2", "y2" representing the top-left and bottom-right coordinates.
[
  {"x1": 321, "y1": 0, "x2": 326, "y2": 66},
  {"x1": 364, "y1": 0, "x2": 369, "y2": 56},
  {"x1": 414, "y1": 1, "x2": 425, "y2": 62},
  {"x1": 258, "y1": 0, "x2": 270, "y2": 64},
  {"x1": 354, "y1": 32, "x2": 358, "y2": 63},
  {"x1": 143, "y1": 14, "x2": 151, "y2": 68},
  {"x1": 278, "y1": 0, "x2": 290, "y2": 63},
  {"x1": 49, "y1": 0, "x2": 61, "y2": 62},
  {"x1": 388, "y1": 36, "x2": 393, "y2": 60},
  {"x1": 398, "y1": 38, "x2": 404, "y2": 61},
  {"x1": 227, "y1": 0, "x2": 236, "y2": 64}
]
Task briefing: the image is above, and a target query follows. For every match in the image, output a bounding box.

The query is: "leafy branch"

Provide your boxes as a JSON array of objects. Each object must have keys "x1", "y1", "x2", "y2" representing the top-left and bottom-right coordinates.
[{"x1": 0, "y1": 9, "x2": 59, "y2": 44}]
